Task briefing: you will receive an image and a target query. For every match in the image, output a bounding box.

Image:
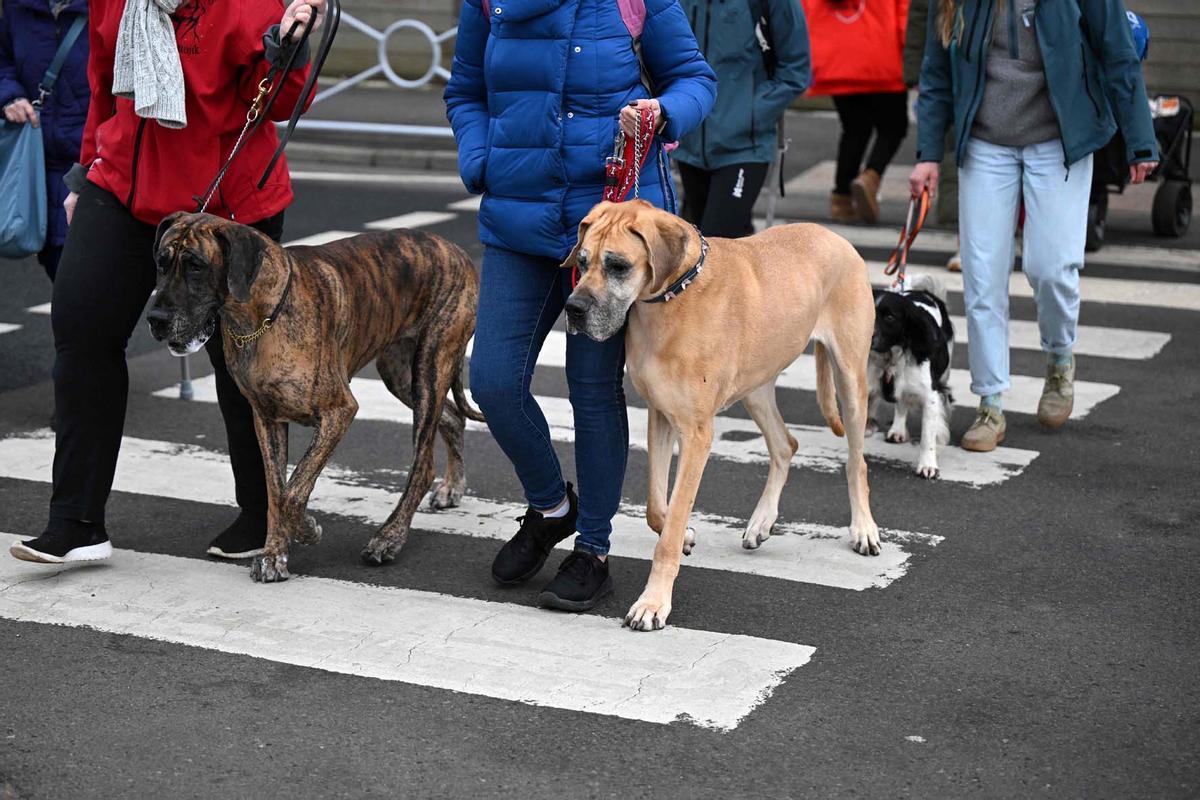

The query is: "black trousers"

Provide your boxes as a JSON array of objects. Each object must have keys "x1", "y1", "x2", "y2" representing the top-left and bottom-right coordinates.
[
  {"x1": 831, "y1": 92, "x2": 909, "y2": 195},
  {"x1": 48, "y1": 182, "x2": 279, "y2": 527},
  {"x1": 677, "y1": 161, "x2": 769, "y2": 238}
]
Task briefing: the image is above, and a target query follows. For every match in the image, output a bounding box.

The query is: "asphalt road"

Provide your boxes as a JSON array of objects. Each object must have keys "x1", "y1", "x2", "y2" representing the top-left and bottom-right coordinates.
[{"x1": 1, "y1": 172, "x2": 1198, "y2": 799}]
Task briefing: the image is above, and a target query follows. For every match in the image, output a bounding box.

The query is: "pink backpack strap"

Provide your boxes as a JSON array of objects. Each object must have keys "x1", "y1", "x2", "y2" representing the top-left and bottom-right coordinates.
[{"x1": 616, "y1": 0, "x2": 645, "y2": 38}]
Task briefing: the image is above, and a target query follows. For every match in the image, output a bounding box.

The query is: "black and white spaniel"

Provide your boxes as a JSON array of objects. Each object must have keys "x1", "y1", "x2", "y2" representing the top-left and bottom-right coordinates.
[{"x1": 867, "y1": 274, "x2": 955, "y2": 479}]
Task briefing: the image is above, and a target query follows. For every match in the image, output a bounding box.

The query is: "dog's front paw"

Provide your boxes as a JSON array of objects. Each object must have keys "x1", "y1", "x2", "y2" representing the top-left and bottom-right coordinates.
[
  {"x1": 885, "y1": 429, "x2": 908, "y2": 444},
  {"x1": 916, "y1": 457, "x2": 940, "y2": 480},
  {"x1": 250, "y1": 554, "x2": 290, "y2": 582},
  {"x1": 851, "y1": 522, "x2": 881, "y2": 557},
  {"x1": 624, "y1": 592, "x2": 672, "y2": 632},
  {"x1": 682, "y1": 527, "x2": 696, "y2": 556},
  {"x1": 429, "y1": 478, "x2": 465, "y2": 510},
  {"x1": 865, "y1": 419, "x2": 879, "y2": 436}
]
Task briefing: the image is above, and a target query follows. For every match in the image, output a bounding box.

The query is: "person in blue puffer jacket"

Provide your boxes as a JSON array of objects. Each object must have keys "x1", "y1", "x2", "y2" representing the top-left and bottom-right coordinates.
[
  {"x1": 0, "y1": 0, "x2": 89, "y2": 281},
  {"x1": 444, "y1": 0, "x2": 716, "y2": 611}
]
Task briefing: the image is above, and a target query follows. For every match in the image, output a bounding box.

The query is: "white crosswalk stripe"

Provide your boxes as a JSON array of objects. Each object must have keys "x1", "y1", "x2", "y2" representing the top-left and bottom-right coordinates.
[
  {"x1": 868, "y1": 261, "x2": 1200, "y2": 312},
  {"x1": 950, "y1": 316, "x2": 1170, "y2": 360},
  {"x1": 26, "y1": 302, "x2": 51, "y2": 315},
  {"x1": 447, "y1": 196, "x2": 483, "y2": 212},
  {"x1": 0, "y1": 323, "x2": 20, "y2": 335},
  {"x1": 469, "y1": 329, "x2": 1119, "y2": 419},
  {"x1": 0, "y1": 532, "x2": 812, "y2": 731},
  {"x1": 0, "y1": 430, "x2": 939, "y2": 590},
  {"x1": 283, "y1": 230, "x2": 359, "y2": 247},
  {"x1": 157, "y1": 374, "x2": 1037, "y2": 487},
  {"x1": 364, "y1": 211, "x2": 457, "y2": 230}
]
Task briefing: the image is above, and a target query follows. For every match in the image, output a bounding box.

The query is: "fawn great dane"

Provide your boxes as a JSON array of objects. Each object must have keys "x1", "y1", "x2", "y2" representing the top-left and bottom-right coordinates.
[{"x1": 562, "y1": 200, "x2": 879, "y2": 631}]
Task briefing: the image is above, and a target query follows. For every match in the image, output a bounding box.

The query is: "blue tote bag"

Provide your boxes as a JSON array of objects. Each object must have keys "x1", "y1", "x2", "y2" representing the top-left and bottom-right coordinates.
[
  {"x1": 0, "y1": 121, "x2": 47, "y2": 259},
  {"x1": 0, "y1": 14, "x2": 86, "y2": 259}
]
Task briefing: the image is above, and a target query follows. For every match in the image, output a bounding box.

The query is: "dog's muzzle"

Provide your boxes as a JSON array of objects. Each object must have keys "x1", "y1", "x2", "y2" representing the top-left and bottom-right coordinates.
[{"x1": 564, "y1": 294, "x2": 592, "y2": 336}]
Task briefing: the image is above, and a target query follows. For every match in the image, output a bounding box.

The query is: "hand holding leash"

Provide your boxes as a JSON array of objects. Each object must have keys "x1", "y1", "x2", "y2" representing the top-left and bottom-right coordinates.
[
  {"x1": 908, "y1": 162, "x2": 939, "y2": 200},
  {"x1": 282, "y1": 0, "x2": 326, "y2": 34},
  {"x1": 620, "y1": 99, "x2": 662, "y2": 138}
]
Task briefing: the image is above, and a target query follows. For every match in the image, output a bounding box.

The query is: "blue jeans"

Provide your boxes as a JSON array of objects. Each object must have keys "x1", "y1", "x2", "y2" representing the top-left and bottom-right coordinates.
[
  {"x1": 959, "y1": 137, "x2": 1093, "y2": 396},
  {"x1": 470, "y1": 246, "x2": 629, "y2": 556}
]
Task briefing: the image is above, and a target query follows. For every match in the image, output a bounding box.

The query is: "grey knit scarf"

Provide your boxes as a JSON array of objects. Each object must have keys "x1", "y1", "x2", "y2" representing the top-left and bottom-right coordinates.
[{"x1": 112, "y1": 0, "x2": 187, "y2": 129}]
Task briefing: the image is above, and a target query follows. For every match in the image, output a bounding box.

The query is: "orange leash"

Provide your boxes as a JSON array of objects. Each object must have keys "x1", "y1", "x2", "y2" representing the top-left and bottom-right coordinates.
[{"x1": 884, "y1": 188, "x2": 931, "y2": 291}]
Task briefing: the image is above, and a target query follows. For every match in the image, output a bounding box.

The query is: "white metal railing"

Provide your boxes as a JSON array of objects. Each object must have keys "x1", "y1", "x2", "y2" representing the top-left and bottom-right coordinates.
[{"x1": 291, "y1": 12, "x2": 458, "y2": 138}]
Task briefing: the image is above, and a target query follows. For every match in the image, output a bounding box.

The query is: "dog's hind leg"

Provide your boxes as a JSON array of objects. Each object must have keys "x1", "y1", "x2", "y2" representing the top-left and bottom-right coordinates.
[
  {"x1": 741, "y1": 381, "x2": 798, "y2": 550},
  {"x1": 827, "y1": 332, "x2": 881, "y2": 557},
  {"x1": 377, "y1": 338, "x2": 468, "y2": 511},
  {"x1": 362, "y1": 341, "x2": 453, "y2": 565}
]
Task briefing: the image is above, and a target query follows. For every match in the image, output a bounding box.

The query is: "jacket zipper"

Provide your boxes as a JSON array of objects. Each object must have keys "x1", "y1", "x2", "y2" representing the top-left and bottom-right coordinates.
[
  {"x1": 699, "y1": 0, "x2": 711, "y2": 169},
  {"x1": 126, "y1": 118, "x2": 148, "y2": 209},
  {"x1": 961, "y1": 2, "x2": 991, "y2": 161}
]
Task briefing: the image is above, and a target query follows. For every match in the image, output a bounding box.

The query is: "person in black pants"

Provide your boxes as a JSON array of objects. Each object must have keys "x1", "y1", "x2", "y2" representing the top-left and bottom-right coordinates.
[
  {"x1": 675, "y1": 0, "x2": 811, "y2": 238},
  {"x1": 9, "y1": 0, "x2": 325, "y2": 565},
  {"x1": 27, "y1": 184, "x2": 281, "y2": 562},
  {"x1": 831, "y1": 92, "x2": 909, "y2": 222}
]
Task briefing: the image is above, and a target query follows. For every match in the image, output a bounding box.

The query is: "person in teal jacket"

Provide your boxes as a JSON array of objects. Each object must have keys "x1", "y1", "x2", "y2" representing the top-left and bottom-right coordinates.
[
  {"x1": 910, "y1": 0, "x2": 1157, "y2": 452},
  {"x1": 674, "y1": 0, "x2": 810, "y2": 237}
]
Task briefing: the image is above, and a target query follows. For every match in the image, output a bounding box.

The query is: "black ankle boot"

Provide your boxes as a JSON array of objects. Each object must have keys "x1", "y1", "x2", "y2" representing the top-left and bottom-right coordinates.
[
  {"x1": 491, "y1": 483, "x2": 578, "y2": 584},
  {"x1": 207, "y1": 511, "x2": 267, "y2": 559}
]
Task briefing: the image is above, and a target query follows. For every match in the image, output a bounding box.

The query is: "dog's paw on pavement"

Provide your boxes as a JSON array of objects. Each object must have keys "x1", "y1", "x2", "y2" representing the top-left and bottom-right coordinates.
[
  {"x1": 251, "y1": 554, "x2": 291, "y2": 582},
  {"x1": 429, "y1": 479, "x2": 465, "y2": 510},
  {"x1": 624, "y1": 594, "x2": 672, "y2": 632}
]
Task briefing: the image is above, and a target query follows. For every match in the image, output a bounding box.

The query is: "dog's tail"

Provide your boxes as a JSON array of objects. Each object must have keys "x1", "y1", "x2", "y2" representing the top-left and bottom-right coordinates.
[
  {"x1": 907, "y1": 273, "x2": 947, "y2": 303},
  {"x1": 451, "y1": 366, "x2": 486, "y2": 423},
  {"x1": 814, "y1": 341, "x2": 845, "y2": 437}
]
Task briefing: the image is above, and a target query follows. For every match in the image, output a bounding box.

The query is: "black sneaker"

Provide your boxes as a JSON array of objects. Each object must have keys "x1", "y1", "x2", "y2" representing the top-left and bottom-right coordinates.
[
  {"x1": 538, "y1": 549, "x2": 613, "y2": 612},
  {"x1": 10, "y1": 525, "x2": 112, "y2": 564},
  {"x1": 491, "y1": 483, "x2": 578, "y2": 584},
  {"x1": 207, "y1": 512, "x2": 267, "y2": 559}
]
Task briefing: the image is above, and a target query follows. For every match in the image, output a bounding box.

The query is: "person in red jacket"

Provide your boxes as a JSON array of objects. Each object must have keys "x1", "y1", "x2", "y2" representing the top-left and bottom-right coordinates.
[
  {"x1": 803, "y1": 0, "x2": 910, "y2": 223},
  {"x1": 8, "y1": 0, "x2": 324, "y2": 566}
]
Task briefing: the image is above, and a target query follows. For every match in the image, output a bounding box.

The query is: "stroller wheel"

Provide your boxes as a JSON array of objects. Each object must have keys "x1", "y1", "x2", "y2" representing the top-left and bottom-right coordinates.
[
  {"x1": 1086, "y1": 192, "x2": 1107, "y2": 252},
  {"x1": 1152, "y1": 180, "x2": 1192, "y2": 237}
]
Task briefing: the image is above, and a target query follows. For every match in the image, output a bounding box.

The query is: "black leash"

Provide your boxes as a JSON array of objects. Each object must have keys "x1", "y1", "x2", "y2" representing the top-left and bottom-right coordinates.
[
  {"x1": 193, "y1": 0, "x2": 341, "y2": 212},
  {"x1": 258, "y1": 0, "x2": 341, "y2": 189}
]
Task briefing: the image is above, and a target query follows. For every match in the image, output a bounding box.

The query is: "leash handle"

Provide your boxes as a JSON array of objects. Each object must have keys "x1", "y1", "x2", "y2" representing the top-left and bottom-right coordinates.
[
  {"x1": 884, "y1": 188, "x2": 931, "y2": 291},
  {"x1": 578, "y1": 104, "x2": 656, "y2": 287}
]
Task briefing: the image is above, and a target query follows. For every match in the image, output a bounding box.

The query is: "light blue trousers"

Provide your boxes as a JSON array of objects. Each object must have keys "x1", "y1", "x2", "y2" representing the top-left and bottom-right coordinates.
[{"x1": 958, "y1": 137, "x2": 1093, "y2": 397}]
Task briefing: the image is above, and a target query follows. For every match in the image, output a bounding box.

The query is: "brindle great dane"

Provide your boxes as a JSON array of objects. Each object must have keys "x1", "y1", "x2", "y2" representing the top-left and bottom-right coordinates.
[{"x1": 147, "y1": 213, "x2": 483, "y2": 582}]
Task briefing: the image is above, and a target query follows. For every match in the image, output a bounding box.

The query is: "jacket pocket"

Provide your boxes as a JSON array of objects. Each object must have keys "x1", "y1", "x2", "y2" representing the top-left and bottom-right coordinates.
[{"x1": 1080, "y1": 44, "x2": 1103, "y2": 118}]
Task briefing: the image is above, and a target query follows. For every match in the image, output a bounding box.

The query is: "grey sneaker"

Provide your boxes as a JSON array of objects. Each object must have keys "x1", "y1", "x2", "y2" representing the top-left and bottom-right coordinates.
[
  {"x1": 1038, "y1": 356, "x2": 1075, "y2": 429},
  {"x1": 961, "y1": 405, "x2": 1006, "y2": 452}
]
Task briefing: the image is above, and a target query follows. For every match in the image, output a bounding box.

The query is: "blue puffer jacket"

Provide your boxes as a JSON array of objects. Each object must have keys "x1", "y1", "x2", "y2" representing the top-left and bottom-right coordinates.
[
  {"x1": 0, "y1": 0, "x2": 90, "y2": 250},
  {"x1": 445, "y1": 0, "x2": 717, "y2": 260}
]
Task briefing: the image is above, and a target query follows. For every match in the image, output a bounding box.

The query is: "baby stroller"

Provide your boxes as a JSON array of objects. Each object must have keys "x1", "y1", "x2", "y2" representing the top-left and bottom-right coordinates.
[{"x1": 1086, "y1": 11, "x2": 1192, "y2": 251}]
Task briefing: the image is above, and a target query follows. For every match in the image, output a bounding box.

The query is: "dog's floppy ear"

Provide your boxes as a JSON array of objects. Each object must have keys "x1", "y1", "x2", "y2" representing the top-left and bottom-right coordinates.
[
  {"x1": 631, "y1": 206, "x2": 692, "y2": 296},
  {"x1": 153, "y1": 211, "x2": 190, "y2": 267},
  {"x1": 220, "y1": 224, "x2": 268, "y2": 303},
  {"x1": 562, "y1": 205, "x2": 608, "y2": 272}
]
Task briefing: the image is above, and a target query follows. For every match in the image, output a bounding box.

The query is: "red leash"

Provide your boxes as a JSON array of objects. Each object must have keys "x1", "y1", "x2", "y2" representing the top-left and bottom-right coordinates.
[
  {"x1": 572, "y1": 105, "x2": 656, "y2": 287},
  {"x1": 884, "y1": 188, "x2": 931, "y2": 291}
]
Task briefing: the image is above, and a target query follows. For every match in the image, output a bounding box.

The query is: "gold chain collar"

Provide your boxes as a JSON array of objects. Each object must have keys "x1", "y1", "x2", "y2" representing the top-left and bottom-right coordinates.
[{"x1": 225, "y1": 266, "x2": 293, "y2": 350}]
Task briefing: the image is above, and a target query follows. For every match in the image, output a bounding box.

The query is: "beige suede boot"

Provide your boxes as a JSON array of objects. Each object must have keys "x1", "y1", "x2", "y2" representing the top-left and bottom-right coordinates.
[
  {"x1": 830, "y1": 191, "x2": 858, "y2": 222},
  {"x1": 961, "y1": 405, "x2": 1006, "y2": 452},
  {"x1": 1037, "y1": 355, "x2": 1075, "y2": 429}
]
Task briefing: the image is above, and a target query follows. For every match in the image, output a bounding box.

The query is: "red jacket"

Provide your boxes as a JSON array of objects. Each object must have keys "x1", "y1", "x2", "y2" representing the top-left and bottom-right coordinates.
[
  {"x1": 801, "y1": 0, "x2": 909, "y2": 96},
  {"x1": 81, "y1": 0, "x2": 312, "y2": 225}
]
